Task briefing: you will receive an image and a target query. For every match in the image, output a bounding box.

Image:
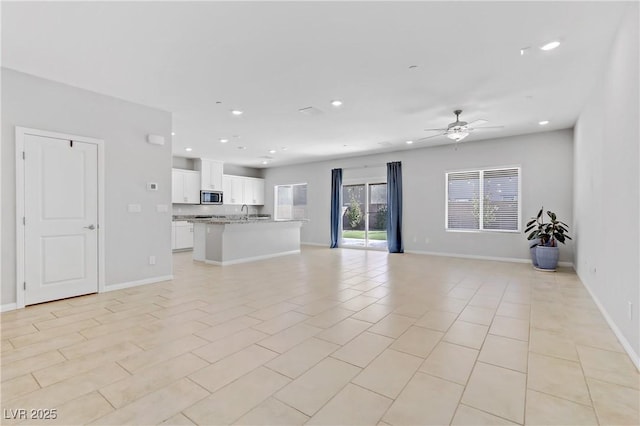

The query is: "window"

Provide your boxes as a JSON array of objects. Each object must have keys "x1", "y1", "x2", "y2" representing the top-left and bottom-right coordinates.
[
  {"x1": 274, "y1": 183, "x2": 308, "y2": 220},
  {"x1": 446, "y1": 167, "x2": 520, "y2": 232}
]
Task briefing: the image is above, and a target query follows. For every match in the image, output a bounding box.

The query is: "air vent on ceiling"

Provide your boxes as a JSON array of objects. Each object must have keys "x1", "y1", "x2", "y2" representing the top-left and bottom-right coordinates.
[{"x1": 298, "y1": 106, "x2": 324, "y2": 116}]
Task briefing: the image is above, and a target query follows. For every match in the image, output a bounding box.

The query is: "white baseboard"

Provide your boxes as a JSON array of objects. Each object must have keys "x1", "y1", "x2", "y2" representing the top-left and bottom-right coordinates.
[
  {"x1": 404, "y1": 249, "x2": 574, "y2": 268},
  {"x1": 578, "y1": 275, "x2": 640, "y2": 371},
  {"x1": 104, "y1": 275, "x2": 174, "y2": 292},
  {"x1": 299, "y1": 242, "x2": 576, "y2": 267},
  {"x1": 302, "y1": 244, "x2": 575, "y2": 268},
  {"x1": 1, "y1": 303, "x2": 17, "y2": 312},
  {"x1": 301, "y1": 242, "x2": 326, "y2": 247},
  {"x1": 204, "y1": 250, "x2": 301, "y2": 266}
]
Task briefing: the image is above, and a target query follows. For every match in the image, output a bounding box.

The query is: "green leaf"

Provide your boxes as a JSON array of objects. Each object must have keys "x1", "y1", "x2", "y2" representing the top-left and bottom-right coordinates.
[{"x1": 537, "y1": 208, "x2": 543, "y2": 219}]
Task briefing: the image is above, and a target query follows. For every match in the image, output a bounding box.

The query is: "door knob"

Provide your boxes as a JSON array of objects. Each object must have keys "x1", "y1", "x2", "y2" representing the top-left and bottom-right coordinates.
[{"x1": 84, "y1": 224, "x2": 96, "y2": 230}]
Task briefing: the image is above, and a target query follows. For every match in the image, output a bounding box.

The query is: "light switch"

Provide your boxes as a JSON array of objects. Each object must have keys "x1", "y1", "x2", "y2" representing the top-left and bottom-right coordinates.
[{"x1": 128, "y1": 204, "x2": 142, "y2": 213}]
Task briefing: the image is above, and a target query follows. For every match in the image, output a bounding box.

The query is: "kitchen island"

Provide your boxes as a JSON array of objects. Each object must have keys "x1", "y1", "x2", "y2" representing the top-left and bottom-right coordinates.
[{"x1": 190, "y1": 219, "x2": 303, "y2": 265}]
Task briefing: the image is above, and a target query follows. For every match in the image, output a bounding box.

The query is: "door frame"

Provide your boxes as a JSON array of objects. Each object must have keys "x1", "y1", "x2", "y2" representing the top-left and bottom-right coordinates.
[
  {"x1": 341, "y1": 176, "x2": 388, "y2": 251},
  {"x1": 15, "y1": 127, "x2": 106, "y2": 309}
]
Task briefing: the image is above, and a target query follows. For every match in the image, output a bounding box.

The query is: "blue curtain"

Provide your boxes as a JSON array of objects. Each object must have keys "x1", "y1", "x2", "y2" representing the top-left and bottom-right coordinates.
[
  {"x1": 330, "y1": 168, "x2": 342, "y2": 248},
  {"x1": 387, "y1": 161, "x2": 404, "y2": 253}
]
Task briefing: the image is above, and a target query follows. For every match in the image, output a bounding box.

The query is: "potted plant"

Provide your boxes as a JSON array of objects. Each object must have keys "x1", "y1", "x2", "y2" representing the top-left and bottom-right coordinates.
[{"x1": 525, "y1": 207, "x2": 571, "y2": 271}]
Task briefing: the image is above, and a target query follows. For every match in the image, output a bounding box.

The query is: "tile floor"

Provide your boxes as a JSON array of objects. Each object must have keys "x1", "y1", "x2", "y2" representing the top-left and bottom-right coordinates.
[{"x1": 1, "y1": 247, "x2": 639, "y2": 425}]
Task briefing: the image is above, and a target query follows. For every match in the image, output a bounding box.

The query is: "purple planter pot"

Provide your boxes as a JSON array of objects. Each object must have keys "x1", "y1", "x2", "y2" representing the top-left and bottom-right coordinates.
[{"x1": 535, "y1": 245, "x2": 559, "y2": 271}]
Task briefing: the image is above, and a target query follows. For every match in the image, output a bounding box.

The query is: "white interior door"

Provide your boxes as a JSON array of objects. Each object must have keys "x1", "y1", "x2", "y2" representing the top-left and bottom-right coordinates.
[{"x1": 24, "y1": 134, "x2": 99, "y2": 305}]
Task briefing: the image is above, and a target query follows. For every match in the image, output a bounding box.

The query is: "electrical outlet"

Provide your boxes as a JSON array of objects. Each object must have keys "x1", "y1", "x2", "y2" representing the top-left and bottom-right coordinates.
[
  {"x1": 127, "y1": 204, "x2": 142, "y2": 213},
  {"x1": 413, "y1": 236, "x2": 417, "y2": 243},
  {"x1": 149, "y1": 256, "x2": 156, "y2": 265}
]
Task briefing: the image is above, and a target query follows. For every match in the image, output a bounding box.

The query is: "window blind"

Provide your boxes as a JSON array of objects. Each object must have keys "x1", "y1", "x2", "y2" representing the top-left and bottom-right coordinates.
[
  {"x1": 483, "y1": 168, "x2": 519, "y2": 231},
  {"x1": 447, "y1": 171, "x2": 480, "y2": 230},
  {"x1": 446, "y1": 167, "x2": 520, "y2": 232}
]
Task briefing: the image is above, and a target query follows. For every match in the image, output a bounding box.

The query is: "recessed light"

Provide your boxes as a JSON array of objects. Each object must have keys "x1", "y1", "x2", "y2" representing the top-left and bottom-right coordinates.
[
  {"x1": 237, "y1": 146, "x2": 246, "y2": 150},
  {"x1": 539, "y1": 120, "x2": 550, "y2": 125},
  {"x1": 261, "y1": 160, "x2": 268, "y2": 165},
  {"x1": 185, "y1": 147, "x2": 192, "y2": 152},
  {"x1": 406, "y1": 140, "x2": 414, "y2": 145},
  {"x1": 171, "y1": 132, "x2": 176, "y2": 136},
  {"x1": 268, "y1": 149, "x2": 276, "y2": 154},
  {"x1": 220, "y1": 138, "x2": 229, "y2": 143},
  {"x1": 231, "y1": 109, "x2": 244, "y2": 116},
  {"x1": 330, "y1": 100, "x2": 343, "y2": 107},
  {"x1": 281, "y1": 147, "x2": 288, "y2": 151},
  {"x1": 519, "y1": 47, "x2": 530, "y2": 56},
  {"x1": 540, "y1": 41, "x2": 560, "y2": 51}
]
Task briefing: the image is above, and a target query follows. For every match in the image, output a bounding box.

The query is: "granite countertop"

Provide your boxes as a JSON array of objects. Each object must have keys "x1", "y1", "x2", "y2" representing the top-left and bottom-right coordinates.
[
  {"x1": 173, "y1": 214, "x2": 307, "y2": 224},
  {"x1": 173, "y1": 214, "x2": 272, "y2": 221},
  {"x1": 189, "y1": 217, "x2": 274, "y2": 224}
]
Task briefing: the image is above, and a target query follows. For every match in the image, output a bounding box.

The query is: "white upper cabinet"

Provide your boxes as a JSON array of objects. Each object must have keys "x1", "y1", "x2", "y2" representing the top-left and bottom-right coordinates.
[
  {"x1": 245, "y1": 177, "x2": 265, "y2": 205},
  {"x1": 223, "y1": 175, "x2": 243, "y2": 204},
  {"x1": 197, "y1": 159, "x2": 223, "y2": 191},
  {"x1": 222, "y1": 175, "x2": 265, "y2": 205},
  {"x1": 172, "y1": 168, "x2": 200, "y2": 204}
]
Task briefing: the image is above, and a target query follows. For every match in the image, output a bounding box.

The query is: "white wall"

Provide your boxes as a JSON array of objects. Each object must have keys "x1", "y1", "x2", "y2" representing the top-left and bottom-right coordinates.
[
  {"x1": 573, "y1": 5, "x2": 639, "y2": 366},
  {"x1": 263, "y1": 129, "x2": 574, "y2": 263},
  {"x1": 1, "y1": 69, "x2": 173, "y2": 306}
]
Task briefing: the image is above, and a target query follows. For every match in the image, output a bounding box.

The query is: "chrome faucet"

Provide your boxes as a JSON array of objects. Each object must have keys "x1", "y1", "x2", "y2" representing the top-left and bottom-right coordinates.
[{"x1": 241, "y1": 204, "x2": 249, "y2": 220}]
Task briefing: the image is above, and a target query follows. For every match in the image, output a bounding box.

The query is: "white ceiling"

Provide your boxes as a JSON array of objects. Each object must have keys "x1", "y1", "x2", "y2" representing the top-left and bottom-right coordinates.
[{"x1": 2, "y1": 1, "x2": 628, "y2": 168}]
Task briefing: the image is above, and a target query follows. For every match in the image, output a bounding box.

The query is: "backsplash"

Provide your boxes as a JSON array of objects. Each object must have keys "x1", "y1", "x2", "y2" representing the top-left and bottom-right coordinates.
[{"x1": 172, "y1": 204, "x2": 262, "y2": 216}]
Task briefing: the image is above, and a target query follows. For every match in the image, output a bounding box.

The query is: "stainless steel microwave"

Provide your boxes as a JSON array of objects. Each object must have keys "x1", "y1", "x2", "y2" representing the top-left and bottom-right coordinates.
[{"x1": 200, "y1": 191, "x2": 223, "y2": 205}]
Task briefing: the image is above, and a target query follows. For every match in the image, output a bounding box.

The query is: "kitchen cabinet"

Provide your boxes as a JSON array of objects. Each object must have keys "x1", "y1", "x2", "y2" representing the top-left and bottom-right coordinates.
[
  {"x1": 245, "y1": 177, "x2": 265, "y2": 205},
  {"x1": 172, "y1": 168, "x2": 200, "y2": 204},
  {"x1": 223, "y1": 175, "x2": 265, "y2": 205},
  {"x1": 223, "y1": 175, "x2": 244, "y2": 204},
  {"x1": 172, "y1": 221, "x2": 194, "y2": 250},
  {"x1": 197, "y1": 159, "x2": 224, "y2": 191}
]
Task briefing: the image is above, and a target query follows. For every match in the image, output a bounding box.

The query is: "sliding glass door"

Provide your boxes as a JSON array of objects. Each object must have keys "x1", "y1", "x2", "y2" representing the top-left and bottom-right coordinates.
[{"x1": 342, "y1": 182, "x2": 387, "y2": 249}]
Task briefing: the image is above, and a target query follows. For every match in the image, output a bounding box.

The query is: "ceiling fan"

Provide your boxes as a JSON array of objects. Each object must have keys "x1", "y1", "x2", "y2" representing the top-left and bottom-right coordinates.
[{"x1": 417, "y1": 109, "x2": 503, "y2": 142}]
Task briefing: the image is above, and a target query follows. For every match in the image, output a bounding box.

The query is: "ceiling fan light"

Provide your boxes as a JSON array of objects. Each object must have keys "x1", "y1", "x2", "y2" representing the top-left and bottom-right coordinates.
[{"x1": 447, "y1": 131, "x2": 469, "y2": 142}]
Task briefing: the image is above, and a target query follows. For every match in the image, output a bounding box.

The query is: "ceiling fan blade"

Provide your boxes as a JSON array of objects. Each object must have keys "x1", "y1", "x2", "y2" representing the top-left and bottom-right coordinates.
[
  {"x1": 470, "y1": 125, "x2": 504, "y2": 130},
  {"x1": 466, "y1": 119, "x2": 488, "y2": 127},
  {"x1": 415, "y1": 133, "x2": 446, "y2": 142},
  {"x1": 423, "y1": 128, "x2": 447, "y2": 132}
]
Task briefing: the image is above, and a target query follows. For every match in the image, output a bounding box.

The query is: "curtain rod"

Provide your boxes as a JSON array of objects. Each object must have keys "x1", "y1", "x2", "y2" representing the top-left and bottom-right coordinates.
[{"x1": 339, "y1": 163, "x2": 388, "y2": 171}]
